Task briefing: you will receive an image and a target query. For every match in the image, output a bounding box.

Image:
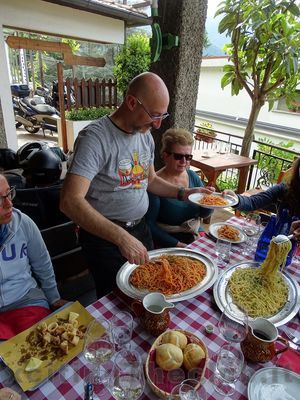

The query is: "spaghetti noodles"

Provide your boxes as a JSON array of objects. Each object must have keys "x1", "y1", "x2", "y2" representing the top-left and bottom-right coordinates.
[
  {"x1": 199, "y1": 194, "x2": 228, "y2": 206},
  {"x1": 129, "y1": 255, "x2": 207, "y2": 295},
  {"x1": 229, "y1": 239, "x2": 291, "y2": 317},
  {"x1": 217, "y1": 225, "x2": 240, "y2": 241}
]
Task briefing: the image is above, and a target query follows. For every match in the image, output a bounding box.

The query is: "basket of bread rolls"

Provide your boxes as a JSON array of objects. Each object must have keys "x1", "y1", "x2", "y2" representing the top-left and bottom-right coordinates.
[{"x1": 145, "y1": 329, "x2": 208, "y2": 399}]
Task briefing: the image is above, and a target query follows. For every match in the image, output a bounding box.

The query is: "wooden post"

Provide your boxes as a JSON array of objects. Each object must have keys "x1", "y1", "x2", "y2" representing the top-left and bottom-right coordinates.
[{"x1": 57, "y1": 62, "x2": 68, "y2": 152}]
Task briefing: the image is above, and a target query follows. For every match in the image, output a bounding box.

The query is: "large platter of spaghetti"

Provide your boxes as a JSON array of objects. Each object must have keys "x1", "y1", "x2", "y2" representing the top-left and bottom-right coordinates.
[
  {"x1": 116, "y1": 248, "x2": 218, "y2": 302},
  {"x1": 188, "y1": 192, "x2": 238, "y2": 208},
  {"x1": 213, "y1": 261, "x2": 300, "y2": 327}
]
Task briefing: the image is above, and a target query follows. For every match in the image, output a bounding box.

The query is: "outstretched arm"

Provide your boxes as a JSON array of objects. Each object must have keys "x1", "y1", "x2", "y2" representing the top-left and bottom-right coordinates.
[{"x1": 60, "y1": 173, "x2": 149, "y2": 265}]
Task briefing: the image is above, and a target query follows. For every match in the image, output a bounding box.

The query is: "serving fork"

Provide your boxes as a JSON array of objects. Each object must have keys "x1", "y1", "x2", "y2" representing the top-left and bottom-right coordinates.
[{"x1": 282, "y1": 326, "x2": 300, "y2": 345}]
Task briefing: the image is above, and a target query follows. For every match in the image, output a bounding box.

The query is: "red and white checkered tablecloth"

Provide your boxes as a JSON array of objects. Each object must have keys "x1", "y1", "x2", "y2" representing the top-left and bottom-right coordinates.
[{"x1": 1, "y1": 217, "x2": 299, "y2": 399}]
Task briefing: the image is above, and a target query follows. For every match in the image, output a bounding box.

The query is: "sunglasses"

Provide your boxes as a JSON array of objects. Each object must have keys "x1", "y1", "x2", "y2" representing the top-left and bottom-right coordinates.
[{"x1": 167, "y1": 152, "x2": 193, "y2": 161}]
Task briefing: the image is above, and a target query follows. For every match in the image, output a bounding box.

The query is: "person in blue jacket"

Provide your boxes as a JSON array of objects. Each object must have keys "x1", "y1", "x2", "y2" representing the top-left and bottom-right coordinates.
[
  {"x1": 224, "y1": 156, "x2": 300, "y2": 218},
  {"x1": 146, "y1": 128, "x2": 214, "y2": 248},
  {"x1": 0, "y1": 174, "x2": 66, "y2": 338}
]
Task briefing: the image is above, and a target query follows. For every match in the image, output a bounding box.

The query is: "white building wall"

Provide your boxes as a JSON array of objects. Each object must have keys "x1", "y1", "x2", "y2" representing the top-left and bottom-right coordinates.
[
  {"x1": 196, "y1": 57, "x2": 300, "y2": 148},
  {"x1": 0, "y1": 0, "x2": 125, "y2": 150}
]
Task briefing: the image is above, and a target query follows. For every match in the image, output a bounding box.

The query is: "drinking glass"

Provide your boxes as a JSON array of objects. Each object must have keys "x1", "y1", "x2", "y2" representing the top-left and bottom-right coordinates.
[
  {"x1": 218, "y1": 302, "x2": 248, "y2": 343},
  {"x1": 111, "y1": 311, "x2": 133, "y2": 350},
  {"x1": 84, "y1": 318, "x2": 115, "y2": 384},
  {"x1": 241, "y1": 213, "x2": 261, "y2": 256},
  {"x1": 169, "y1": 383, "x2": 199, "y2": 400},
  {"x1": 213, "y1": 344, "x2": 244, "y2": 396},
  {"x1": 215, "y1": 238, "x2": 231, "y2": 269},
  {"x1": 108, "y1": 349, "x2": 145, "y2": 400},
  {"x1": 169, "y1": 379, "x2": 207, "y2": 400}
]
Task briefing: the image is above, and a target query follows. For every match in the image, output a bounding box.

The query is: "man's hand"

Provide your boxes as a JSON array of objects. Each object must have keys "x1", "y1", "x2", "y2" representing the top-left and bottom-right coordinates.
[
  {"x1": 0, "y1": 388, "x2": 21, "y2": 400},
  {"x1": 291, "y1": 220, "x2": 300, "y2": 240},
  {"x1": 176, "y1": 241, "x2": 187, "y2": 248},
  {"x1": 51, "y1": 299, "x2": 69, "y2": 311},
  {"x1": 117, "y1": 232, "x2": 149, "y2": 265}
]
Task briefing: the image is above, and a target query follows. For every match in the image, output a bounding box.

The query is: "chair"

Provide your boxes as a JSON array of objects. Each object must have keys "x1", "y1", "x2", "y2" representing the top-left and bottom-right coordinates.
[
  {"x1": 234, "y1": 166, "x2": 293, "y2": 217},
  {"x1": 40, "y1": 221, "x2": 96, "y2": 306}
]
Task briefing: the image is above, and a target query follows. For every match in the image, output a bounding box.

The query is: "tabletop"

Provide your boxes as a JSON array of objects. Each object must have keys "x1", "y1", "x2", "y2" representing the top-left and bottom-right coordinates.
[
  {"x1": 0, "y1": 216, "x2": 299, "y2": 400},
  {"x1": 191, "y1": 153, "x2": 258, "y2": 172},
  {"x1": 191, "y1": 153, "x2": 258, "y2": 194}
]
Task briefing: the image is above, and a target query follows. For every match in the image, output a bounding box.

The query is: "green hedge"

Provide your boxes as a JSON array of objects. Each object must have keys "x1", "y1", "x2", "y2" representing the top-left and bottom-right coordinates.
[{"x1": 65, "y1": 107, "x2": 113, "y2": 121}]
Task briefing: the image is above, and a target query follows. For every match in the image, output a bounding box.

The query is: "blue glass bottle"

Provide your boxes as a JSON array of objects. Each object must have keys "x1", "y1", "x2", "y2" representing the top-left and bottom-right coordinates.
[{"x1": 254, "y1": 214, "x2": 277, "y2": 262}]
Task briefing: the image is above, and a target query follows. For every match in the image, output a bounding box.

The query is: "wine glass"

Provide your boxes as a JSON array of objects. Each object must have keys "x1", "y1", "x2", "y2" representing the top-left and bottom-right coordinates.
[
  {"x1": 169, "y1": 383, "x2": 199, "y2": 400},
  {"x1": 108, "y1": 349, "x2": 145, "y2": 400},
  {"x1": 241, "y1": 213, "x2": 261, "y2": 256},
  {"x1": 213, "y1": 344, "x2": 244, "y2": 396},
  {"x1": 84, "y1": 318, "x2": 115, "y2": 384},
  {"x1": 111, "y1": 311, "x2": 133, "y2": 350},
  {"x1": 215, "y1": 238, "x2": 231, "y2": 269},
  {"x1": 218, "y1": 302, "x2": 248, "y2": 343}
]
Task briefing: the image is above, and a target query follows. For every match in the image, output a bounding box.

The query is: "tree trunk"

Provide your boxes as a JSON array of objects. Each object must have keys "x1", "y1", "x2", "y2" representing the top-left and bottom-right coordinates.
[
  {"x1": 150, "y1": 0, "x2": 208, "y2": 169},
  {"x1": 241, "y1": 101, "x2": 263, "y2": 157}
]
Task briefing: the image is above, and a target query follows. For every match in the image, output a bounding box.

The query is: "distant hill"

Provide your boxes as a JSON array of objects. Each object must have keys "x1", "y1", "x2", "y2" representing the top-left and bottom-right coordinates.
[{"x1": 205, "y1": 16, "x2": 228, "y2": 56}]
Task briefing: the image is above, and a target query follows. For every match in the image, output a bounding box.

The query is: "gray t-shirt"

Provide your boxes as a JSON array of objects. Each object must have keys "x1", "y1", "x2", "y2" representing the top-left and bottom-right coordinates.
[{"x1": 68, "y1": 116, "x2": 154, "y2": 221}]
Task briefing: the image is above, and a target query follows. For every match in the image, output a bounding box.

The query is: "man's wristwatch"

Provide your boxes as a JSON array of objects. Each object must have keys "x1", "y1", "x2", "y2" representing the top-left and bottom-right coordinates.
[{"x1": 177, "y1": 186, "x2": 186, "y2": 201}]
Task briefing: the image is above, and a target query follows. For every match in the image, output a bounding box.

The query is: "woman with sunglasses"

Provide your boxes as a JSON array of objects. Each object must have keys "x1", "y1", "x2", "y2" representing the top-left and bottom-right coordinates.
[
  {"x1": 0, "y1": 174, "x2": 67, "y2": 339},
  {"x1": 146, "y1": 128, "x2": 214, "y2": 248}
]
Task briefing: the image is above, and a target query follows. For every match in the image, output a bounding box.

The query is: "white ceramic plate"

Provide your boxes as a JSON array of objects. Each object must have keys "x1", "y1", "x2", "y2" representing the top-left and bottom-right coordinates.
[
  {"x1": 248, "y1": 367, "x2": 300, "y2": 400},
  {"x1": 209, "y1": 222, "x2": 246, "y2": 243},
  {"x1": 116, "y1": 248, "x2": 218, "y2": 302},
  {"x1": 188, "y1": 192, "x2": 238, "y2": 208}
]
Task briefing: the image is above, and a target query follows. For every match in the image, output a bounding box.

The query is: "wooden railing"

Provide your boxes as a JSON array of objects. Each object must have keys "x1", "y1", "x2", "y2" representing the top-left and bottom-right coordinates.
[
  {"x1": 64, "y1": 77, "x2": 118, "y2": 110},
  {"x1": 193, "y1": 124, "x2": 299, "y2": 191}
]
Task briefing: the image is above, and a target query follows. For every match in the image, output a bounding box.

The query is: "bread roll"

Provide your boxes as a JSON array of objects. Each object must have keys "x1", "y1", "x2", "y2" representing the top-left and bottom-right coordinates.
[
  {"x1": 183, "y1": 343, "x2": 205, "y2": 370},
  {"x1": 161, "y1": 330, "x2": 188, "y2": 350},
  {"x1": 155, "y1": 343, "x2": 183, "y2": 371}
]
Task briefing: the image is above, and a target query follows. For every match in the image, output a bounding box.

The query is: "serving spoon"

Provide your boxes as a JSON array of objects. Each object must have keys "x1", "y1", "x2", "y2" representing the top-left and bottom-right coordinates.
[{"x1": 272, "y1": 234, "x2": 293, "y2": 244}]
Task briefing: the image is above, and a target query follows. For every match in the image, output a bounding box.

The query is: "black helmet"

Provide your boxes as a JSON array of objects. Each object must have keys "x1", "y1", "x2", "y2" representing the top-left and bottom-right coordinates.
[
  {"x1": 23, "y1": 149, "x2": 62, "y2": 185},
  {"x1": 17, "y1": 141, "x2": 49, "y2": 167}
]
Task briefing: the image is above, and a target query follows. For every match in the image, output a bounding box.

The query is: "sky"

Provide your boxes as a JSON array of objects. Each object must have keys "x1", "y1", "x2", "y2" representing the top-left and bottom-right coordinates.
[{"x1": 207, "y1": 0, "x2": 222, "y2": 18}]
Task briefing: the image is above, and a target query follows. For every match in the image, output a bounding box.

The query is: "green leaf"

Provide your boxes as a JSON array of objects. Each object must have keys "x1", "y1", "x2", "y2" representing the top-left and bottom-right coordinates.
[{"x1": 221, "y1": 72, "x2": 234, "y2": 89}]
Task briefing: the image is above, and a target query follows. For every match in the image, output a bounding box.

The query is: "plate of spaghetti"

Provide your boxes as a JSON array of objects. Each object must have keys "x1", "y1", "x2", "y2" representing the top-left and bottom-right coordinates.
[
  {"x1": 116, "y1": 248, "x2": 218, "y2": 302},
  {"x1": 213, "y1": 260, "x2": 300, "y2": 326},
  {"x1": 209, "y1": 222, "x2": 246, "y2": 243},
  {"x1": 188, "y1": 192, "x2": 238, "y2": 208}
]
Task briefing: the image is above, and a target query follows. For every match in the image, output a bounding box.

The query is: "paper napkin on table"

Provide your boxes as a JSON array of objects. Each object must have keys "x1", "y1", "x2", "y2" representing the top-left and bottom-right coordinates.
[{"x1": 276, "y1": 348, "x2": 300, "y2": 374}]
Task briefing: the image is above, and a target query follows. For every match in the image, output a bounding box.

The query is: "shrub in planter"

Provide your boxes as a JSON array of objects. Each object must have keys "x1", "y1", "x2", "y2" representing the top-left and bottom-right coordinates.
[
  {"x1": 65, "y1": 107, "x2": 113, "y2": 121},
  {"x1": 195, "y1": 121, "x2": 217, "y2": 143}
]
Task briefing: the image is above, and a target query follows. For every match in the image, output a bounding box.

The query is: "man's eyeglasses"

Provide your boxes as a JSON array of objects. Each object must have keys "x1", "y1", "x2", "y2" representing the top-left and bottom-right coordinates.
[
  {"x1": 0, "y1": 187, "x2": 16, "y2": 206},
  {"x1": 136, "y1": 97, "x2": 169, "y2": 121},
  {"x1": 167, "y1": 152, "x2": 193, "y2": 161}
]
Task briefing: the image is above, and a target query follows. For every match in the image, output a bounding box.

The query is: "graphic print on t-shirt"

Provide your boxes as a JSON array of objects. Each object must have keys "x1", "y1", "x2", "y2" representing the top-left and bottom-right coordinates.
[{"x1": 117, "y1": 150, "x2": 150, "y2": 189}]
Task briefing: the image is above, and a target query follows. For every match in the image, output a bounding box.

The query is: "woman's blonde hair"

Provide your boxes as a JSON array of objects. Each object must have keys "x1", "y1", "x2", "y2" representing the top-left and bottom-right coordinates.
[{"x1": 161, "y1": 128, "x2": 194, "y2": 156}]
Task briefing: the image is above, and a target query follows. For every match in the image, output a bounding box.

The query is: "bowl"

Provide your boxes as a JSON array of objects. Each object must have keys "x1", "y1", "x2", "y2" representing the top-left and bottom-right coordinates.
[{"x1": 145, "y1": 329, "x2": 208, "y2": 399}]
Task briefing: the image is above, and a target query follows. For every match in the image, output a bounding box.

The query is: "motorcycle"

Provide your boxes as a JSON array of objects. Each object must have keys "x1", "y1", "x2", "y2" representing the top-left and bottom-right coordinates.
[
  {"x1": 34, "y1": 85, "x2": 53, "y2": 105},
  {"x1": 14, "y1": 95, "x2": 60, "y2": 135}
]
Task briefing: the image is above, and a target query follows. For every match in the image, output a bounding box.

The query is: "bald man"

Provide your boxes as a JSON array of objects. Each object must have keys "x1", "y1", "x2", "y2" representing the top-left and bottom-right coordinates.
[{"x1": 61, "y1": 72, "x2": 212, "y2": 297}]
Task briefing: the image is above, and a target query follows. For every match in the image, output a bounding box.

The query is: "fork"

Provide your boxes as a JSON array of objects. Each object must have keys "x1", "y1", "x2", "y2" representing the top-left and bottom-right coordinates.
[{"x1": 283, "y1": 326, "x2": 300, "y2": 344}]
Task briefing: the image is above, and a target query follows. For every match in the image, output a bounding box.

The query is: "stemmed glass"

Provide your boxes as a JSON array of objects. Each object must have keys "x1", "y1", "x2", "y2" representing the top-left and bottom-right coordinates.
[
  {"x1": 241, "y1": 213, "x2": 261, "y2": 257},
  {"x1": 218, "y1": 302, "x2": 248, "y2": 343},
  {"x1": 169, "y1": 379, "x2": 207, "y2": 400},
  {"x1": 213, "y1": 344, "x2": 244, "y2": 396},
  {"x1": 108, "y1": 349, "x2": 145, "y2": 400},
  {"x1": 111, "y1": 311, "x2": 133, "y2": 350},
  {"x1": 169, "y1": 383, "x2": 199, "y2": 400},
  {"x1": 84, "y1": 318, "x2": 115, "y2": 384}
]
